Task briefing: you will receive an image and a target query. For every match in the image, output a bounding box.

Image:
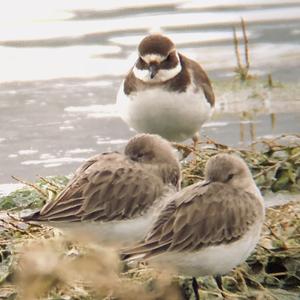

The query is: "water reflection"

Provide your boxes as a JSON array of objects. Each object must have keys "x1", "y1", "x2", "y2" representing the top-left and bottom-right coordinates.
[{"x1": 0, "y1": 0, "x2": 300, "y2": 184}]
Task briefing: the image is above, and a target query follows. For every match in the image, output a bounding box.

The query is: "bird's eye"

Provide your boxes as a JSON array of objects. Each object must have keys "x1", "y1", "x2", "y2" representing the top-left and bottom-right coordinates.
[
  {"x1": 227, "y1": 174, "x2": 234, "y2": 181},
  {"x1": 131, "y1": 152, "x2": 144, "y2": 162},
  {"x1": 138, "y1": 151, "x2": 154, "y2": 161},
  {"x1": 138, "y1": 57, "x2": 147, "y2": 67}
]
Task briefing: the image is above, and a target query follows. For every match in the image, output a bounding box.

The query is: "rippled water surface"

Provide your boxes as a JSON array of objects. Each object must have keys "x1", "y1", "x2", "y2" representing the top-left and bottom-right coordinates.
[{"x1": 0, "y1": 0, "x2": 300, "y2": 187}]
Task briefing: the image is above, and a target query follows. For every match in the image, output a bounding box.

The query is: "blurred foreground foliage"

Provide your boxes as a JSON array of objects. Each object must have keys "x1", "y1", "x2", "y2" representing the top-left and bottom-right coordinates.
[
  {"x1": 0, "y1": 134, "x2": 300, "y2": 299},
  {"x1": 0, "y1": 201, "x2": 299, "y2": 299}
]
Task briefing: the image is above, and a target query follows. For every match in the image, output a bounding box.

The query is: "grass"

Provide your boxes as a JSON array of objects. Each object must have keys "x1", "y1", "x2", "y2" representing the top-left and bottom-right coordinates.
[
  {"x1": 233, "y1": 18, "x2": 252, "y2": 82},
  {"x1": 0, "y1": 135, "x2": 300, "y2": 299},
  {"x1": 0, "y1": 199, "x2": 299, "y2": 299}
]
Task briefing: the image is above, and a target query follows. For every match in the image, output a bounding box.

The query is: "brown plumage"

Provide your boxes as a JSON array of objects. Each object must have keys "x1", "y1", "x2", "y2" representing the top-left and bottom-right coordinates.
[
  {"x1": 122, "y1": 183, "x2": 262, "y2": 258},
  {"x1": 117, "y1": 34, "x2": 215, "y2": 142},
  {"x1": 121, "y1": 154, "x2": 265, "y2": 277},
  {"x1": 23, "y1": 134, "x2": 181, "y2": 229},
  {"x1": 123, "y1": 53, "x2": 215, "y2": 106},
  {"x1": 138, "y1": 34, "x2": 175, "y2": 57}
]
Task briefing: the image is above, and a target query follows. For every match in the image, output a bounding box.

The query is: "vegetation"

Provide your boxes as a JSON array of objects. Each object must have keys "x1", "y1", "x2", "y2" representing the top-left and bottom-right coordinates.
[
  {"x1": 179, "y1": 134, "x2": 300, "y2": 194},
  {"x1": 1, "y1": 22, "x2": 299, "y2": 298},
  {"x1": 233, "y1": 18, "x2": 252, "y2": 82},
  {"x1": 0, "y1": 135, "x2": 299, "y2": 299}
]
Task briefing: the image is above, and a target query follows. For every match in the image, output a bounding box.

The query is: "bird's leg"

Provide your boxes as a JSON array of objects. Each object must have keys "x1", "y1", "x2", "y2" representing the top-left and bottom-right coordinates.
[
  {"x1": 192, "y1": 277, "x2": 200, "y2": 300},
  {"x1": 214, "y1": 275, "x2": 222, "y2": 290},
  {"x1": 190, "y1": 132, "x2": 200, "y2": 164},
  {"x1": 192, "y1": 132, "x2": 200, "y2": 151}
]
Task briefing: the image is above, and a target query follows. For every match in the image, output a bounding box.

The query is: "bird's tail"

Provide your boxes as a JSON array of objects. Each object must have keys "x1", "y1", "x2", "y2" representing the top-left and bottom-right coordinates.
[{"x1": 21, "y1": 210, "x2": 42, "y2": 222}]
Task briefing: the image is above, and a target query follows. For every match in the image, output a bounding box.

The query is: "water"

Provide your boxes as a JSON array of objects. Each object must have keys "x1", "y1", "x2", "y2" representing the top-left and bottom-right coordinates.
[{"x1": 0, "y1": 0, "x2": 300, "y2": 186}]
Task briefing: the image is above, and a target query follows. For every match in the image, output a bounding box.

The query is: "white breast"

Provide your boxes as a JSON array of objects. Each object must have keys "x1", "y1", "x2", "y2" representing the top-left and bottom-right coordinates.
[
  {"x1": 116, "y1": 82, "x2": 212, "y2": 142},
  {"x1": 146, "y1": 221, "x2": 263, "y2": 277}
]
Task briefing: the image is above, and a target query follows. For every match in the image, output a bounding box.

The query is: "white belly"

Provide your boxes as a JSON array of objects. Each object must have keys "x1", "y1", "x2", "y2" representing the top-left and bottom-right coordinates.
[
  {"x1": 49, "y1": 212, "x2": 155, "y2": 247},
  {"x1": 147, "y1": 222, "x2": 263, "y2": 276},
  {"x1": 116, "y1": 83, "x2": 212, "y2": 142}
]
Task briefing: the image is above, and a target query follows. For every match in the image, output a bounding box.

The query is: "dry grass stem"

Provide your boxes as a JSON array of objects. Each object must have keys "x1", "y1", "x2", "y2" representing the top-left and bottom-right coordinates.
[{"x1": 11, "y1": 175, "x2": 48, "y2": 198}]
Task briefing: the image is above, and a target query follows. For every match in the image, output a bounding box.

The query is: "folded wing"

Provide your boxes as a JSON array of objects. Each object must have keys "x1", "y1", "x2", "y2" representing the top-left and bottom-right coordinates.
[
  {"x1": 24, "y1": 153, "x2": 164, "y2": 223},
  {"x1": 122, "y1": 182, "x2": 262, "y2": 259}
]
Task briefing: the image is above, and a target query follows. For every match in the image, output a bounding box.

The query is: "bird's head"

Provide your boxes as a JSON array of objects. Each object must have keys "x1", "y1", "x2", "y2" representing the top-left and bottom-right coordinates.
[
  {"x1": 204, "y1": 153, "x2": 254, "y2": 191},
  {"x1": 133, "y1": 34, "x2": 182, "y2": 83}
]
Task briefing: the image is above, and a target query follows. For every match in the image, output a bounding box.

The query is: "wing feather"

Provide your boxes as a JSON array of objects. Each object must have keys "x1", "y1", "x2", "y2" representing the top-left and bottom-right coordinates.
[
  {"x1": 122, "y1": 181, "x2": 262, "y2": 259},
  {"x1": 25, "y1": 153, "x2": 165, "y2": 223}
]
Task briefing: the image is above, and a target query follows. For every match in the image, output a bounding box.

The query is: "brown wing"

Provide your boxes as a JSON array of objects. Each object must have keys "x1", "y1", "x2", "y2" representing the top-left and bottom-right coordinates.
[
  {"x1": 42, "y1": 153, "x2": 107, "y2": 210},
  {"x1": 122, "y1": 182, "x2": 262, "y2": 259},
  {"x1": 25, "y1": 153, "x2": 164, "y2": 222},
  {"x1": 179, "y1": 54, "x2": 215, "y2": 107}
]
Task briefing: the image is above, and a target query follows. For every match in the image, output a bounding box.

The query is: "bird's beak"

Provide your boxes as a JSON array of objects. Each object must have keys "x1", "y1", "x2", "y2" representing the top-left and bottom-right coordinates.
[
  {"x1": 201, "y1": 180, "x2": 211, "y2": 187},
  {"x1": 149, "y1": 64, "x2": 159, "y2": 79}
]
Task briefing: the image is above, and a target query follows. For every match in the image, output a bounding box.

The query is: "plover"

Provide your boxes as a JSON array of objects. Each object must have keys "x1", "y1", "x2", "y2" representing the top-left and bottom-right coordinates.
[
  {"x1": 23, "y1": 134, "x2": 181, "y2": 245},
  {"x1": 121, "y1": 154, "x2": 265, "y2": 298},
  {"x1": 116, "y1": 34, "x2": 215, "y2": 142}
]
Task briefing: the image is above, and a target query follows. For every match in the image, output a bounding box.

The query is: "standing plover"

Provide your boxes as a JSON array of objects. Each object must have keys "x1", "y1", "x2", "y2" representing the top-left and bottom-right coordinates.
[
  {"x1": 122, "y1": 154, "x2": 265, "y2": 298},
  {"x1": 23, "y1": 134, "x2": 181, "y2": 245},
  {"x1": 116, "y1": 34, "x2": 215, "y2": 142}
]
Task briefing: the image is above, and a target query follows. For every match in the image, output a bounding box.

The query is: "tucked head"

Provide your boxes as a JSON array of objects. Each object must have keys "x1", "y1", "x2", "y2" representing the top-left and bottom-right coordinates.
[
  {"x1": 204, "y1": 153, "x2": 254, "y2": 190},
  {"x1": 125, "y1": 134, "x2": 179, "y2": 166},
  {"x1": 133, "y1": 34, "x2": 182, "y2": 83}
]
